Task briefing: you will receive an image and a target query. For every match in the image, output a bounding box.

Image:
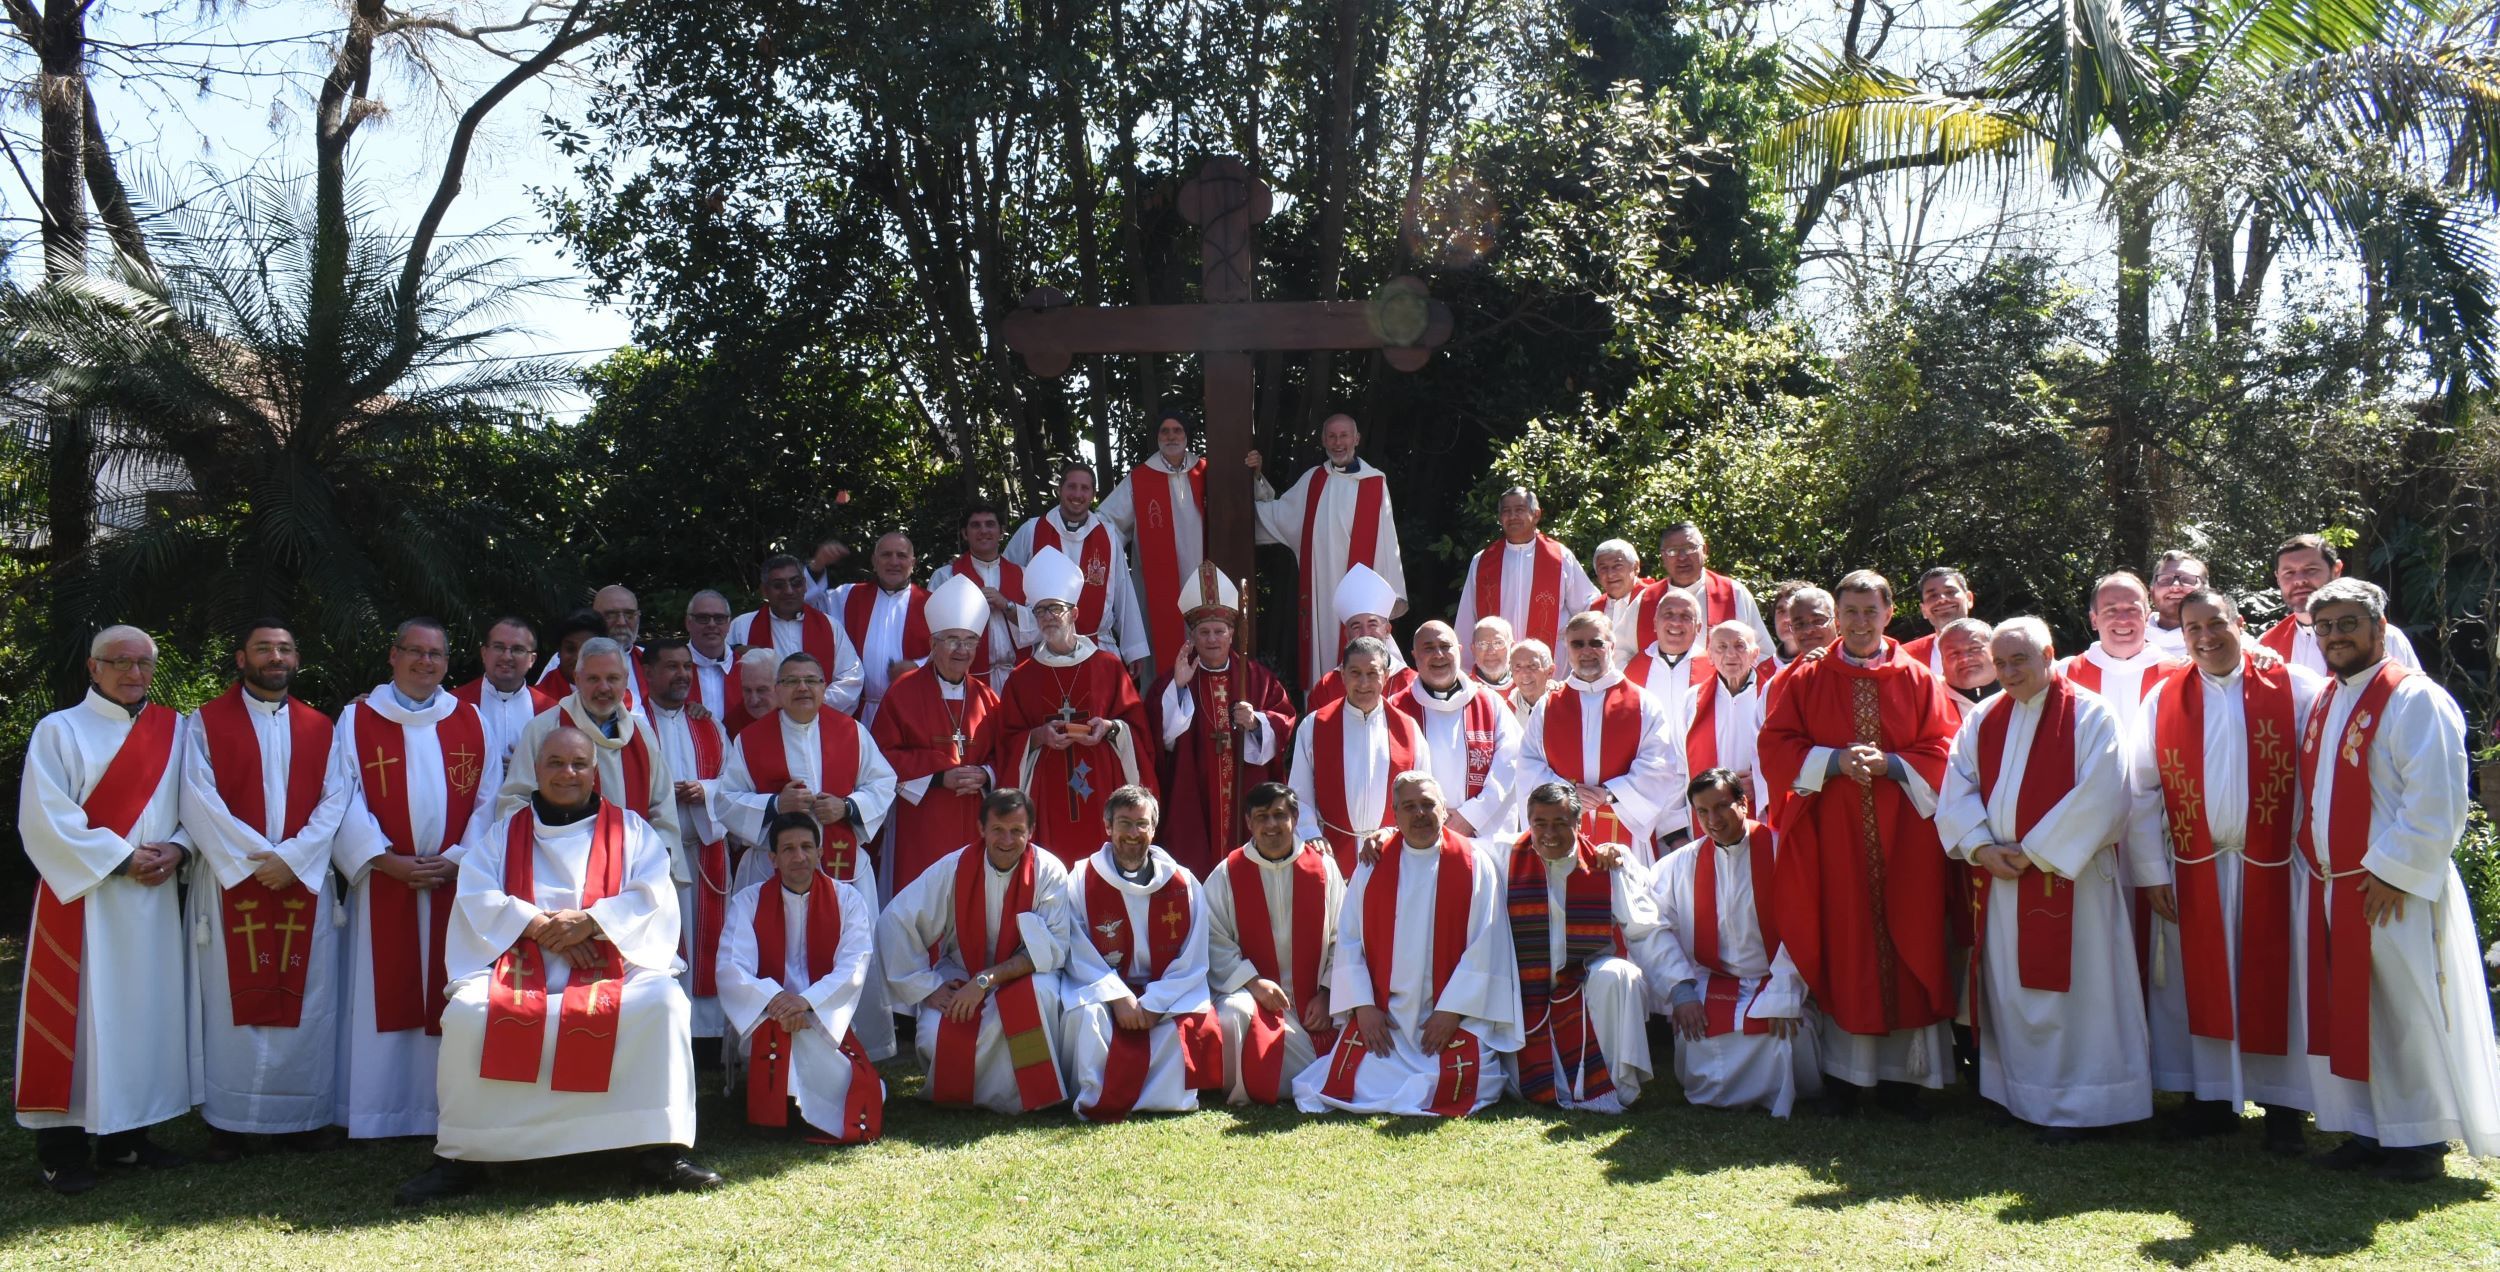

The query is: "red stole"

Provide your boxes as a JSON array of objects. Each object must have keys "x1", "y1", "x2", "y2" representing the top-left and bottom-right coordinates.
[
  {"x1": 1388, "y1": 684, "x2": 1504, "y2": 800},
  {"x1": 1636, "y1": 571, "x2": 1742, "y2": 648},
  {"x1": 354, "y1": 702, "x2": 487, "y2": 1034},
  {"x1": 652, "y1": 708, "x2": 733, "y2": 998},
  {"x1": 1475, "y1": 534, "x2": 1568, "y2": 644},
  {"x1": 1295, "y1": 466, "x2": 1388, "y2": 683},
  {"x1": 2299, "y1": 660, "x2": 2407, "y2": 1082},
  {"x1": 2155, "y1": 656, "x2": 2298, "y2": 1052},
  {"x1": 737, "y1": 713, "x2": 865, "y2": 878},
  {"x1": 1133, "y1": 457, "x2": 1206, "y2": 660},
  {"x1": 1685, "y1": 663, "x2": 1732, "y2": 781},
  {"x1": 842, "y1": 583, "x2": 933, "y2": 668},
  {"x1": 2257, "y1": 617, "x2": 2301, "y2": 661},
  {"x1": 948, "y1": 554, "x2": 1025, "y2": 679},
  {"x1": 1080, "y1": 863, "x2": 1222, "y2": 1119},
  {"x1": 745, "y1": 873, "x2": 884, "y2": 1141},
  {"x1": 745, "y1": 607, "x2": 840, "y2": 681},
  {"x1": 1319, "y1": 828, "x2": 1481, "y2": 1115},
  {"x1": 1032, "y1": 516, "x2": 1117, "y2": 636},
  {"x1": 1225, "y1": 845, "x2": 1336, "y2": 1103},
  {"x1": 2064, "y1": 650, "x2": 2186, "y2": 698},
  {"x1": 1693, "y1": 823, "x2": 1778, "y2": 1036},
  {"x1": 15, "y1": 702, "x2": 178, "y2": 1114},
  {"x1": 1970, "y1": 682, "x2": 2083, "y2": 1009},
  {"x1": 479, "y1": 803, "x2": 628, "y2": 1092},
  {"x1": 1540, "y1": 680, "x2": 1646, "y2": 847},
  {"x1": 1308, "y1": 700, "x2": 1421, "y2": 874},
  {"x1": 930, "y1": 850, "x2": 1061, "y2": 1110},
  {"x1": 198, "y1": 687, "x2": 333, "y2": 1028},
  {"x1": 452, "y1": 676, "x2": 557, "y2": 715}
]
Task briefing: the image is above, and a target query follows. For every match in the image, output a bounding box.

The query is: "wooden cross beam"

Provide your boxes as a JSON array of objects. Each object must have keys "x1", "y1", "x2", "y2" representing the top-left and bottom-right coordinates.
[{"x1": 1000, "y1": 156, "x2": 1453, "y2": 654}]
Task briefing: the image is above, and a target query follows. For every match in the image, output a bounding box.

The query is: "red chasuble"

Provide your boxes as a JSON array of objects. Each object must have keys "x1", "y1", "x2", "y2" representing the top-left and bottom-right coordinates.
[
  {"x1": 197, "y1": 686, "x2": 334, "y2": 1027},
  {"x1": 1223, "y1": 844, "x2": 1337, "y2": 1103},
  {"x1": 479, "y1": 802, "x2": 628, "y2": 1092},
  {"x1": 871, "y1": 665, "x2": 1002, "y2": 893},
  {"x1": 1295, "y1": 467, "x2": 1389, "y2": 687},
  {"x1": 737, "y1": 712, "x2": 866, "y2": 880},
  {"x1": 929, "y1": 850, "x2": 1062, "y2": 1110},
  {"x1": 16, "y1": 702, "x2": 178, "y2": 1114},
  {"x1": 1319, "y1": 829, "x2": 1482, "y2": 1116},
  {"x1": 1131, "y1": 457, "x2": 1206, "y2": 662},
  {"x1": 354, "y1": 702, "x2": 488, "y2": 1035},
  {"x1": 745, "y1": 872, "x2": 884, "y2": 1141},
  {"x1": 1538, "y1": 681, "x2": 1647, "y2": 849},
  {"x1": 1694, "y1": 821, "x2": 1779, "y2": 1037},
  {"x1": 1150, "y1": 659, "x2": 1296, "y2": 876},
  {"x1": 1964, "y1": 679, "x2": 2085, "y2": 1042},
  {"x1": 2298, "y1": 660, "x2": 2408, "y2": 1082},
  {"x1": 999, "y1": 650, "x2": 1156, "y2": 866},
  {"x1": 841, "y1": 583, "x2": 932, "y2": 670},
  {"x1": 1758, "y1": 640, "x2": 1956, "y2": 1037},
  {"x1": 1077, "y1": 865, "x2": 1222, "y2": 1120},
  {"x1": 1474, "y1": 533, "x2": 1570, "y2": 647},
  {"x1": 2154, "y1": 654, "x2": 2298, "y2": 1052},
  {"x1": 1305, "y1": 699, "x2": 1422, "y2": 874},
  {"x1": 1031, "y1": 516, "x2": 1118, "y2": 636}
]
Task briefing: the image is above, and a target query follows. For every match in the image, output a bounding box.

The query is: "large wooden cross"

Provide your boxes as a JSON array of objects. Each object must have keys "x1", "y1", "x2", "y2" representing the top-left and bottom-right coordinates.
[{"x1": 1000, "y1": 156, "x2": 1452, "y2": 652}]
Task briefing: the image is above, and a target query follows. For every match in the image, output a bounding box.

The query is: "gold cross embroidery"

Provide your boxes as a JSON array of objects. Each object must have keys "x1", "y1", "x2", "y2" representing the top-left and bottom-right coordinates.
[
  {"x1": 1160, "y1": 905, "x2": 1187, "y2": 941},
  {"x1": 363, "y1": 748, "x2": 398, "y2": 798},
  {"x1": 499, "y1": 953, "x2": 532, "y2": 995},
  {"x1": 2158, "y1": 746, "x2": 2202, "y2": 846},
  {"x1": 2250, "y1": 719, "x2": 2290, "y2": 827},
  {"x1": 230, "y1": 899, "x2": 265, "y2": 967},
  {"x1": 275, "y1": 899, "x2": 310, "y2": 969}
]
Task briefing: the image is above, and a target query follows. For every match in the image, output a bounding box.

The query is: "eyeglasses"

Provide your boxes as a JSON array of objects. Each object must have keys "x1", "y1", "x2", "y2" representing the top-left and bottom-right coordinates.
[
  {"x1": 687, "y1": 612, "x2": 732, "y2": 624},
  {"x1": 2313, "y1": 615, "x2": 2376, "y2": 636},
  {"x1": 485, "y1": 642, "x2": 536, "y2": 658},
  {"x1": 2152, "y1": 572, "x2": 2206, "y2": 587},
  {"x1": 1565, "y1": 639, "x2": 1607, "y2": 649},
  {"x1": 932, "y1": 635, "x2": 980, "y2": 650},
  {"x1": 392, "y1": 646, "x2": 448, "y2": 662},
  {"x1": 1032, "y1": 603, "x2": 1073, "y2": 616},
  {"x1": 598, "y1": 608, "x2": 640, "y2": 621},
  {"x1": 777, "y1": 675, "x2": 826, "y2": 689},
  {"x1": 94, "y1": 657, "x2": 156, "y2": 673}
]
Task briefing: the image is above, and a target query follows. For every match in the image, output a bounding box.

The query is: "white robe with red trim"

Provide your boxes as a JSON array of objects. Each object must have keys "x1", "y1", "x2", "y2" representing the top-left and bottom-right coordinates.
[
  {"x1": 15, "y1": 694, "x2": 194, "y2": 1135},
  {"x1": 179, "y1": 697, "x2": 351, "y2": 1134},
  {"x1": 1519, "y1": 671, "x2": 1684, "y2": 866},
  {"x1": 2300, "y1": 664, "x2": 2499, "y2": 1155},
  {"x1": 1206, "y1": 845, "x2": 1346, "y2": 1106},
  {"x1": 1452, "y1": 537, "x2": 1597, "y2": 656},
  {"x1": 1486, "y1": 839, "x2": 1661, "y2": 1113},
  {"x1": 434, "y1": 805, "x2": 692, "y2": 1161},
  {"x1": 730, "y1": 607, "x2": 865, "y2": 714},
  {"x1": 646, "y1": 701, "x2": 730, "y2": 1040},
  {"x1": 1937, "y1": 688, "x2": 2150, "y2": 1128},
  {"x1": 1292, "y1": 836, "x2": 1522, "y2": 1115},
  {"x1": 1007, "y1": 511, "x2": 1152, "y2": 665},
  {"x1": 719, "y1": 877, "x2": 879, "y2": 1140},
  {"x1": 1652, "y1": 833, "x2": 1821, "y2": 1116},
  {"x1": 1252, "y1": 459, "x2": 1407, "y2": 690},
  {"x1": 803, "y1": 578, "x2": 926, "y2": 723},
  {"x1": 495, "y1": 698, "x2": 683, "y2": 867},
  {"x1": 1402, "y1": 678, "x2": 1525, "y2": 837},
  {"x1": 875, "y1": 846, "x2": 1079, "y2": 1114},
  {"x1": 1058, "y1": 846, "x2": 1214, "y2": 1119},
  {"x1": 1286, "y1": 701, "x2": 1399, "y2": 848}
]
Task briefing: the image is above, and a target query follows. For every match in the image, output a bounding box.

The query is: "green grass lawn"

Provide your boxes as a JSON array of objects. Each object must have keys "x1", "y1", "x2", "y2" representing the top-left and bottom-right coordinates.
[{"x1": 0, "y1": 987, "x2": 2494, "y2": 1265}]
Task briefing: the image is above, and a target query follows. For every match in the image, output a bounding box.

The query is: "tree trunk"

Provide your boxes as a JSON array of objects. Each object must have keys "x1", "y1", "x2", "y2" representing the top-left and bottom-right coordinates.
[
  {"x1": 2108, "y1": 187, "x2": 2156, "y2": 568},
  {"x1": 1299, "y1": 0, "x2": 1365, "y2": 439},
  {"x1": 36, "y1": 0, "x2": 91, "y2": 702}
]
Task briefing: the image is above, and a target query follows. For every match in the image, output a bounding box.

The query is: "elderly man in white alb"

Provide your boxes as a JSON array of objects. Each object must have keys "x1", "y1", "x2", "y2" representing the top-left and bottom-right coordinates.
[
  {"x1": 1296, "y1": 772, "x2": 1521, "y2": 1117},
  {"x1": 1058, "y1": 787, "x2": 1221, "y2": 1120},
  {"x1": 1587, "y1": 540, "x2": 1647, "y2": 671},
  {"x1": 17, "y1": 625, "x2": 193, "y2": 1194},
  {"x1": 720, "y1": 811, "x2": 884, "y2": 1145},
  {"x1": 1452, "y1": 486, "x2": 1595, "y2": 657},
  {"x1": 1521, "y1": 611, "x2": 1683, "y2": 866},
  {"x1": 1653, "y1": 770, "x2": 1821, "y2": 1116},
  {"x1": 877, "y1": 788, "x2": 1080, "y2": 1114},
  {"x1": 397, "y1": 727, "x2": 715, "y2": 1205},
  {"x1": 1938, "y1": 617, "x2": 2150, "y2": 1145},
  {"x1": 1248, "y1": 412, "x2": 1408, "y2": 692},
  {"x1": 1390, "y1": 619, "x2": 1523, "y2": 839}
]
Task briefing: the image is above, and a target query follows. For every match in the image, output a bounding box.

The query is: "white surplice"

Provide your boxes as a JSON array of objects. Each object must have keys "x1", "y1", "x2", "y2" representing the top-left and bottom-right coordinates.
[
  {"x1": 2300, "y1": 662, "x2": 2499, "y2": 1155},
  {"x1": 15, "y1": 693, "x2": 193, "y2": 1135},
  {"x1": 719, "y1": 877, "x2": 881, "y2": 1140},
  {"x1": 1652, "y1": 833, "x2": 1823, "y2": 1116},
  {"x1": 466, "y1": 680, "x2": 544, "y2": 772},
  {"x1": 877, "y1": 846, "x2": 1078, "y2": 1113},
  {"x1": 804, "y1": 579, "x2": 926, "y2": 723},
  {"x1": 729, "y1": 607, "x2": 866, "y2": 714},
  {"x1": 715, "y1": 710, "x2": 897, "y2": 849},
  {"x1": 1293, "y1": 835, "x2": 1524, "y2": 1115},
  {"x1": 645, "y1": 701, "x2": 730, "y2": 1040},
  {"x1": 328, "y1": 688, "x2": 501, "y2": 1139},
  {"x1": 1594, "y1": 588, "x2": 1643, "y2": 671},
  {"x1": 1400, "y1": 677, "x2": 1525, "y2": 837},
  {"x1": 434, "y1": 804, "x2": 693, "y2": 1161},
  {"x1": 2124, "y1": 666, "x2": 2324, "y2": 1109},
  {"x1": 1252, "y1": 459, "x2": 1408, "y2": 690},
  {"x1": 495, "y1": 697, "x2": 682, "y2": 867},
  {"x1": 179, "y1": 695, "x2": 351, "y2": 1134},
  {"x1": 1519, "y1": 671, "x2": 1685, "y2": 866},
  {"x1": 1007, "y1": 510, "x2": 1152, "y2": 664},
  {"x1": 1486, "y1": 838, "x2": 1661, "y2": 1113},
  {"x1": 1059, "y1": 846, "x2": 1215, "y2": 1119},
  {"x1": 1205, "y1": 845, "x2": 1345, "y2": 1105},
  {"x1": 1287, "y1": 701, "x2": 1398, "y2": 847},
  {"x1": 1451, "y1": 537, "x2": 1598, "y2": 655},
  {"x1": 1938, "y1": 686, "x2": 2152, "y2": 1128}
]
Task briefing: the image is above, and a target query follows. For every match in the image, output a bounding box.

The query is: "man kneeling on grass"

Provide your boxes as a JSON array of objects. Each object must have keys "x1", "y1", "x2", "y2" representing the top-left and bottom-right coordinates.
[{"x1": 719, "y1": 811, "x2": 885, "y2": 1144}]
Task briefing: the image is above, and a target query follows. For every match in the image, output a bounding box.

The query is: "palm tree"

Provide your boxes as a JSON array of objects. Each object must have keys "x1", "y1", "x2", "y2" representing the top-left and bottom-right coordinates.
[
  {"x1": 1761, "y1": 0, "x2": 2500, "y2": 565},
  {"x1": 0, "y1": 170, "x2": 582, "y2": 701}
]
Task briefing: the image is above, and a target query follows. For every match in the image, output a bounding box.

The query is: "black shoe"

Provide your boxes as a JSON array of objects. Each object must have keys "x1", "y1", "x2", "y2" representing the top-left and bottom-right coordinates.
[
  {"x1": 1812, "y1": 1081, "x2": 1863, "y2": 1118},
  {"x1": 1873, "y1": 1082, "x2": 1931, "y2": 1124},
  {"x1": 637, "y1": 1148, "x2": 722, "y2": 1192},
  {"x1": 2315, "y1": 1136, "x2": 2386, "y2": 1172},
  {"x1": 201, "y1": 1128, "x2": 250, "y2": 1164},
  {"x1": 39, "y1": 1162, "x2": 97, "y2": 1195},
  {"x1": 281, "y1": 1127, "x2": 347, "y2": 1154},
  {"x1": 2166, "y1": 1098, "x2": 2237, "y2": 1140},
  {"x1": 2034, "y1": 1125, "x2": 2090, "y2": 1147},
  {"x1": 2371, "y1": 1144, "x2": 2447, "y2": 1183},
  {"x1": 95, "y1": 1136, "x2": 187, "y2": 1170},
  {"x1": 2261, "y1": 1105, "x2": 2307, "y2": 1157},
  {"x1": 395, "y1": 1157, "x2": 485, "y2": 1208}
]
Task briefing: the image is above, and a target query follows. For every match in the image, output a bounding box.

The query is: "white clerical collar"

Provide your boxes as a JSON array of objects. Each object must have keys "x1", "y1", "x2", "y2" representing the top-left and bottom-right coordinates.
[
  {"x1": 1412, "y1": 677, "x2": 1475, "y2": 712},
  {"x1": 1033, "y1": 636, "x2": 1097, "y2": 668},
  {"x1": 1250, "y1": 842, "x2": 1299, "y2": 865},
  {"x1": 649, "y1": 701, "x2": 688, "y2": 722},
  {"x1": 780, "y1": 710, "x2": 822, "y2": 735},
  {"x1": 1645, "y1": 644, "x2": 1693, "y2": 667},
  {"x1": 1712, "y1": 831, "x2": 1749, "y2": 855},
  {"x1": 1503, "y1": 537, "x2": 1538, "y2": 552},
  {"x1": 2197, "y1": 663, "x2": 2243, "y2": 689},
  {"x1": 1838, "y1": 644, "x2": 1884, "y2": 668},
  {"x1": 2091, "y1": 642, "x2": 2159, "y2": 669},
  {"x1": 692, "y1": 647, "x2": 731, "y2": 668},
  {"x1": 1568, "y1": 668, "x2": 1626, "y2": 692},
  {"x1": 481, "y1": 680, "x2": 530, "y2": 702},
  {"x1": 934, "y1": 674, "x2": 966, "y2": 700},
  {"x1": 1344, "y1": 698, "x2": 1386, "y2": 720},
  {"x1": 1055, "y1": 509, "x2": 1095, "y2": 534},
  {"x1": 2338, "y1": 658, "x2": 2389, "y2": 687},
  {"x1": 241, "y1": 688, "x2": 289, "y2": 715},
  {"x1": 1092, "y1": 845, "x2": 1170, "y2": 893},
  {"x1": 80, "y1": 688, "x2": 144, "y2": 721}
]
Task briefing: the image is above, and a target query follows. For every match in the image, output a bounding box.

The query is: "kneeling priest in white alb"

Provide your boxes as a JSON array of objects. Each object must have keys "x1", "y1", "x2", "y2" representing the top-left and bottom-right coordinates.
[
  {"x1": 720, "y1": 811, "x2": 884, "y2": 1144},
  {"x1": 1060, "y1": 786, "x2": 1221, "y2": 1120}
]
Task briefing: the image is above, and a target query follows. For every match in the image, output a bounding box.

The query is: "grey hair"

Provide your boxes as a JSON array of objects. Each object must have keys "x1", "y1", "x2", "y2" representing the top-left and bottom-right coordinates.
[
  {"x1": 1992, "y1": 615, "x2": 2054, "y2": 657},
  {"x1": 1525, "y1": 781, "x2": 1582, "y2": 817},
  {"x1": 1390, "y1": 770, "x2": 1444, "y2": 801},
  {"x1": 574, "y1": 636, "x2": 630, "y2": 671},
  {"x1": 1472, "y1": 615, "x2": 1514, "y2": 643},
  {"x1": 686, "y1": 589, "x2": 731, "y2": 614},
  {"x1": 90, "y1": 624, "x2": 156, "y2": 658},
  {"x1": 1105, "y1": 783, "x2": 1160, "y2": 825},
  {"x1": 1592, "y1": 538, "x2": 1638, "y2": 566},
  {"x1": 1940, "y1": 616, "x2": 1996, "y2": 643},
  {"x1": 1497, "y1": 485, "x2": 1540, "y2": 513},
  {"x1": 1706, "y1": 619, "x2": 1758, "y2": 649},
  {"x1": 1341, "y1": 635, "x2": 1394, "y2": 667},
  {"x1": 2308, "y1": 578, "x2": 2387, "y2": 621},
  {"x1": 1512, "y1": 638, "x2": 1553, "y2": 665},
  {"x1": 737, "y1": 646, "x2": 781, "y2": 675}
]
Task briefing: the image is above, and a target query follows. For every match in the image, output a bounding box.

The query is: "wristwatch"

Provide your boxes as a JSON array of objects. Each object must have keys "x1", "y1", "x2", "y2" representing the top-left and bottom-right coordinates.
[{"x1": 973, "y1": 970, "x2": 997, "y2": 993}]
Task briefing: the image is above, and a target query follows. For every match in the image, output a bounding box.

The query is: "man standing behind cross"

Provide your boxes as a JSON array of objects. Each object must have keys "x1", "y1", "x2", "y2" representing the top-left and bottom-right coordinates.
[
  {"x1": 1101, "y1": 407, "x2": 1209, "y2": 674},
  {"x1": 1452, "y1": 487, "x2": 1595, "y2": 658},
  {"x1": 1248, "y1": 413, "x2": 1408, "y2": 692}
]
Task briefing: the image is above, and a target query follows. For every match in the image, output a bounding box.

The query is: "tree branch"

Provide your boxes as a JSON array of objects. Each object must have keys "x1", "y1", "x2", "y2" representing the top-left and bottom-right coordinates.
[{"x1": 79, "y1": 83, "x2": 147, "y2": 270}]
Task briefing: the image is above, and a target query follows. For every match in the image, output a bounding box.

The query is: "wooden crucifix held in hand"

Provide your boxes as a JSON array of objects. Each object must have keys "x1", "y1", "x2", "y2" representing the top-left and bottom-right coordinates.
[{"x1": 1000, "y1": 156, "x2": 1453, "y2": 652}]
